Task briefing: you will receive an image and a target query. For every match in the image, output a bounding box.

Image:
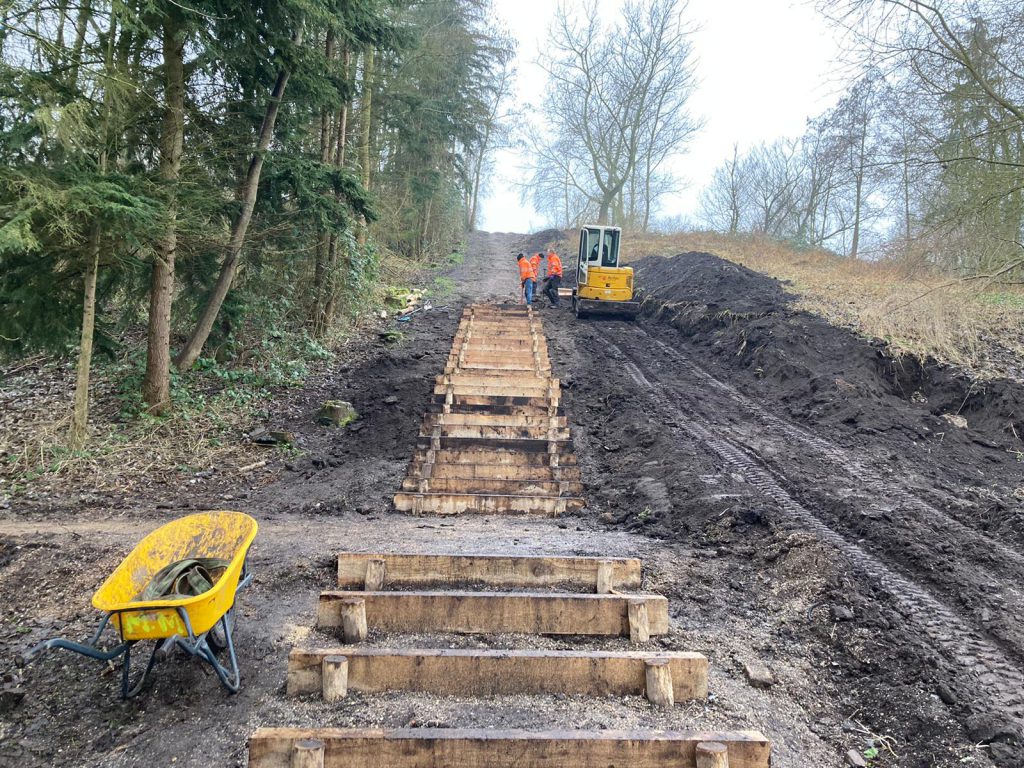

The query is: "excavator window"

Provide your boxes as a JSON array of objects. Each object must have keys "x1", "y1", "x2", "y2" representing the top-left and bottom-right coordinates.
[{"x1": 601, "y1": 230, "x2": 619, "y2": 267}]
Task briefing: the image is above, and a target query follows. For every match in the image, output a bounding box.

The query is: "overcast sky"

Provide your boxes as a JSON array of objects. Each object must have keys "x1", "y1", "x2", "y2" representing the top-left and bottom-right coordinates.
[{"x1": 478, "y1": 0, "x2": 845, "y2": 232}]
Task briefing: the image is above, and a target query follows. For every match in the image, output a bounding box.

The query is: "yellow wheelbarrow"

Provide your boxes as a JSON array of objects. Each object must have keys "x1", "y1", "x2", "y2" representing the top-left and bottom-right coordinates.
[{"x1": 25, "y1": 511, "x2": 258, "y2": 698}]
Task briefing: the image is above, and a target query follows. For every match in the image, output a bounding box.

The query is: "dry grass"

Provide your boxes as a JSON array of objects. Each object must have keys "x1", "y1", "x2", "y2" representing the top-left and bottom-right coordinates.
[
  {"x1": 0, "y1": 358, "x2": 284, "y2": 504},
  {"x1": 620, "y1": 231, "x2": 1024, "y2": 377}
]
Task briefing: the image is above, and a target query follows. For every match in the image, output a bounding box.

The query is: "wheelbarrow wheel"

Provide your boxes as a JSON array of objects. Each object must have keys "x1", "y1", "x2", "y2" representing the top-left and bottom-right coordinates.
[{"x1": 207, "y1": 609, "x2": 233, "y2": 653}]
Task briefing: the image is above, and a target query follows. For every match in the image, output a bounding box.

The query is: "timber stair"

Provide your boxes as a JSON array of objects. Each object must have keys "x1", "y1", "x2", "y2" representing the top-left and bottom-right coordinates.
[
  {"x1": 248, "y1": 303, "x2": 772, "y2": 767},
  {"x1": 393, "y1": 304, "x2": 583, "y2": 516}
]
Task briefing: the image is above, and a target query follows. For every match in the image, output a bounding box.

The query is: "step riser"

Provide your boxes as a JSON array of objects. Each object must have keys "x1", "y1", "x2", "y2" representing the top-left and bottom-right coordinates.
[
  {"x1": 418, "y1": 426, "x2": 571, "y2": 441},
  {"x1": 286, "y1": 649, "x2": 708, "y2": 700},
  {"x1": 422, "y1": 414, "x2": 568, "y2": 428},
  {"x1": 400, "y1": 478, "x2": 583, "y2": 496},
  {"x1": 393, "y1": 492, "x2": 580, "y2": 516},
  {"x1": 408, "y1": 450, "x2": 578, "y2": 468},
  {"x1": 317, "y1": 591, "x2": 668, "y2": 636},
  {"x1": 408, "y1": 463, "x2": 581, "y2": 481},
  {"x1": 430, "y1": 394, "x2": 558, "y2": 409},
  {"x1": 248, "y1": 729, "x2": 772, "y2": 768},
  {"x1": 335, "y1": 554, "x2": 640, "y2": 590},
  {"x1": 414, "y1": 437, "x2": 572, "y2": 453}
]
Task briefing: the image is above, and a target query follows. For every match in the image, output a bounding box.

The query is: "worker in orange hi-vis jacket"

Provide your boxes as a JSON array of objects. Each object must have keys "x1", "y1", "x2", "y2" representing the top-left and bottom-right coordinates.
[
  {"x1": 517, "y1": 253, "x2": 536, "y2": 305},
  {"x1": 542, "y1": 249, "x2": 563, "y2": 307},
  {"x1": 529, "y1": 251, "x2": 544, "y2": 283}
]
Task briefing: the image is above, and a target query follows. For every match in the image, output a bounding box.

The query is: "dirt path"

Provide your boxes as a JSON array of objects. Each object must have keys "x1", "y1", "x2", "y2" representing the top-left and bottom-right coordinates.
[{"x1": 1, "y1": 232, "x2": 1018, "y2": 767}]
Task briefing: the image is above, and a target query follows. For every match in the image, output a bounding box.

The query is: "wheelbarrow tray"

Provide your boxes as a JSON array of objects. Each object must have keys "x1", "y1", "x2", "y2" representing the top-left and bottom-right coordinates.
[{"x1": 93, "y1": 510, "x2": 258, "y2": 641}]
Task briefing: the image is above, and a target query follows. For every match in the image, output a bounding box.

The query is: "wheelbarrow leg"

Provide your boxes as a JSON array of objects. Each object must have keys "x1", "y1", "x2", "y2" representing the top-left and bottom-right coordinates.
[
  {"x1": 201, "y1": 610, "x2": 241, "y2": 694},
  {"x1": 121, "y1": 641, "x2": 160, "y2": 699}
]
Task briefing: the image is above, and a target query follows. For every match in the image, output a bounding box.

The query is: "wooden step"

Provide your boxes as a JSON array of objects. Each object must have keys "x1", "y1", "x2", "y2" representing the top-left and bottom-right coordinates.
[
  {"x1": 434, "y1": 384, "x2": 556, "y2": 399},
  {"x1": 436, "y1": 374, "x2": 556, "y2": 390},
  {"x1": 400, "y1": 477, "x2": 582, "y2": 497},
  {"x1": 448, "y1": 345, "x2": 548, "y2": 357},
  {"x1": 418, "y1": 424, "x2": 571, "y2": 441},
  {"x1": 450, "y1": 361, "x2": 550, "y2": 373},
  {"x1": 408, "y1": 462, "x2": 581, "y2": 481},
  {"x1": 335, "y1": 553, "x2": 640, "y2": 590},
  {"x1": 454, "y1": 325, "x2": 543, "y2": 336},
  {"x1": 248, "y1": 728, "x2": 771, "y2": 768},
  {"x1": 451, "y1": 340, "x2": 547, "y2": 353},
  {"x1": 409, "y1": 448, "x2": 577, "y2": 468},
  {"x1": 422, "y1": 413, "x2": 568, "y2": 429},
  {"x1": 430, "y1": 393, "x2": 560, "y2": 410},
  {"x1": 393, "y1": 491, "x2": 582, "y2": 515},
  {"x1": 286, "y1": 648, "x2": 708, "y2": 700},
  {"x1": 426, "y1": 402, "x2": 566, "y2": 417},
  {"x1": 413, "y1": 436, "x2": 573, "y2": 454},
  {"x1": 317, "y1": 591, "x2": 668, "y2": 636}
]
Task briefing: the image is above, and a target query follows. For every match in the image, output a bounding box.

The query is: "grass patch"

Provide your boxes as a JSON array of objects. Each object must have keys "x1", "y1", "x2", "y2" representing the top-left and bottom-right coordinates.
[
  {"x1": 0, "y1": 328, "x2": 340, "y2": 500},
  {"x1": 431, "y1": 275, "x2": 457, "y2": 298}
]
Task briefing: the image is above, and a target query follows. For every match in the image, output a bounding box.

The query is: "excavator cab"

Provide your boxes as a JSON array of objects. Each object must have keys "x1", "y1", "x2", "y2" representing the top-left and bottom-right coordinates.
[{"x1": 572, "y1": 225, "x2": 641, "y2": 319}]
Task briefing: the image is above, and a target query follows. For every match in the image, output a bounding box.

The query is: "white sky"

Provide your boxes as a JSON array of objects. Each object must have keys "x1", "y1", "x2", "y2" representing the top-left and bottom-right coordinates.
[{"x1": 478, "y1": 0, "x2": 845, "y2": 232}]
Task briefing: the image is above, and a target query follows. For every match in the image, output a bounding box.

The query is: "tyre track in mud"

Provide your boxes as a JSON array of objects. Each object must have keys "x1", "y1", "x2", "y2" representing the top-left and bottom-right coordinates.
[
  {"x1": 594, "y1": 328, "x2": 1024, "y2": 749},
  {"x1": 609, "y1": 322, "x2": 1024, "y2": 664},
  {"x1": 638, "y1": 329, "x2": 1024, "y2": 573}
]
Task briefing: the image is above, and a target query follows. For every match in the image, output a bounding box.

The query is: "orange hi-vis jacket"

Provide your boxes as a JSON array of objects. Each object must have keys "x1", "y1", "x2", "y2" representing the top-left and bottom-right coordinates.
[
  {"x1": 547, "y1": 253, "x2": 563, "y2": 277},
  {"x1": 518, "y1": 257, "x2": 536, "y2": 281},
  {"x1": 529, "y1": 253, "x2": 543, "y2": 277}
]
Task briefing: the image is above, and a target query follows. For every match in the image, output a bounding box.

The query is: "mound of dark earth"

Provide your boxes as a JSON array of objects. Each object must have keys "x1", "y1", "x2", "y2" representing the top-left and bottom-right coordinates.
[{"x1": 634, "y1": 252, "x2": 1024, "y2": 451}]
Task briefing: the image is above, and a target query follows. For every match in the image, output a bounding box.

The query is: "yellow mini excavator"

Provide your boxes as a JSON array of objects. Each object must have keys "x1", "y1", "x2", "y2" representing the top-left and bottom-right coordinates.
[{"x1": 571, "y1": 224, "x2": 641, "y2": 319}]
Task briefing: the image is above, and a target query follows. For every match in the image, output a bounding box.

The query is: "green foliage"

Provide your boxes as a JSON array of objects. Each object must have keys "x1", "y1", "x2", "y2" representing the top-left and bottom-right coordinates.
[
  {"x1": 0, "y1": 0, "x2": 512, "y2": 442},
  {"x1": 0, "y1": 167, "x2": 162, "y2": 357}
]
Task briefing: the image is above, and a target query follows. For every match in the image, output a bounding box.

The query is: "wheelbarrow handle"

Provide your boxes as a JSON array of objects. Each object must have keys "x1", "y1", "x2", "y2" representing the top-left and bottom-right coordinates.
[{"x1": 24, "y1": 636, "x2": 131, "y2": 664}]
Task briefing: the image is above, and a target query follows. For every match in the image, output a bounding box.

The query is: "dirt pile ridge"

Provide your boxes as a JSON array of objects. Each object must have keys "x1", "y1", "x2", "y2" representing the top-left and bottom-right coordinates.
[{"x1": 634, "y1": 251, "x2": 1024, "y2": 458}]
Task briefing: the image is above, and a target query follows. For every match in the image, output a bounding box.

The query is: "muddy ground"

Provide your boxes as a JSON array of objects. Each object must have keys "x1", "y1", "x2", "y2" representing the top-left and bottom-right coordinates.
[{"x1": 2, "y1": 231, "x2": 1023, "y2": 767}]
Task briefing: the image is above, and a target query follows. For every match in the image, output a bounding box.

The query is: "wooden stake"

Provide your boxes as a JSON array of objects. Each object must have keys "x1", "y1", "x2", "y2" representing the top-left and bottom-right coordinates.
[
  {"x1": 339, "y1": 597, "x2": 367, "y2": 643},
  {"x1": 696, "y1": 741, "x2": 730, "y2": 768},
  {"x1": 364, "y1": 558, "x2": 386, "y2": 591},
  {"x1": 627, "y1": 599, "x2": 650, "y2": 644},
  {"x1": 644, "y1": 658, "x2": 674, "y2": 707},
  {"x1": 596, "y1": 560, "x2": 614, "y2": 594},
  {"x1": 321, "y1": 655, "x2": 349, "y2": 702},
  {"x1": 291, "y1": 739, "x2": 325, "y2": 768}
]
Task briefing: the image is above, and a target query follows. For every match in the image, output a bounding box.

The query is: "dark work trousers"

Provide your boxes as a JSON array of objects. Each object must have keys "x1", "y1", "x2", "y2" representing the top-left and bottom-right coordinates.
[{"x1": 543, "y1": 275, "x2": 561, "y2": 306}]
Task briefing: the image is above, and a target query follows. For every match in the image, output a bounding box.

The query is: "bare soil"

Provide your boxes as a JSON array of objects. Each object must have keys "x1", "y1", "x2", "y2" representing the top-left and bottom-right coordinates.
[{"x1": 2, "y1": 232, "x2": 1022, "y2": 768}]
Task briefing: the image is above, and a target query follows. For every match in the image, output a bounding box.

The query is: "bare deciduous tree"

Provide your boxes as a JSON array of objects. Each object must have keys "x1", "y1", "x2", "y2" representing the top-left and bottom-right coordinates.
[{"x1": 527, "y1": 0, "x2": 700, "y2": 229}]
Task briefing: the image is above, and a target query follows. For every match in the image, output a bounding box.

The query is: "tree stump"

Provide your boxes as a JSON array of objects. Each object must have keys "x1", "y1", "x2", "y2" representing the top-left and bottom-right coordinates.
[
  {"x1": 627, "y1": 599, "x2": 650, "y2": 643},
  {"x1": 340, "y1": 597, "x2": 368, "y2": 643},
  {"x1": 696, "y1": 741, "x2": 729, "y2": 768},
  {"x1": 644, "y1": 658, "x2": 674, "y2": 707},
  {"x1": 291, "y1": 739, "x2": 325, "y2": 768},
  {"x1": 595, "y1": 560, "x2": 614, "y2": 594},
  {"x1": 364, "y1": 558, "x2": 387, "y2": 591},
  {"x1": 322, "y1": 655, "x2": 349, "y2": 702}
]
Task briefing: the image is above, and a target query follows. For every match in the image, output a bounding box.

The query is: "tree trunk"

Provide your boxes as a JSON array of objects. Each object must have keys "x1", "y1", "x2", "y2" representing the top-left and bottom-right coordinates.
[
  {"x1": 359, "y1": 45, "x2": 375, "y2": 191},
  {"x1": 68, "y1": 2, "x2": 115, "y2": 448},
  {"x1": 142, "y1": 9, "x2": 185, "y2": 413},
  {"x1": 174, "y1": 27, "x2": 304, "y2": 371},
  {"x1": 468, "y1": 131, "x2": 488, "y2": 231},
  {"x1": 69, "y1": 225, "x2": 100, "y2": 449},
  {"x1": 336, "y1": 47, "x2": 352, "y2": 167},
  {"x1": 310, "y1": 30, "x2": 336, "y2": 338},
  {"x1": 355, "y1": 45, "x2": 374, "y2": 248}
]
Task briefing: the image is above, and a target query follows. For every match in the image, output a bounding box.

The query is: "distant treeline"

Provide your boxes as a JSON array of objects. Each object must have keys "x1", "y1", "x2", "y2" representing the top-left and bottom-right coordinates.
[{"x1": 700, "y1": 0, "x2": 1024, "y2": 272}]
